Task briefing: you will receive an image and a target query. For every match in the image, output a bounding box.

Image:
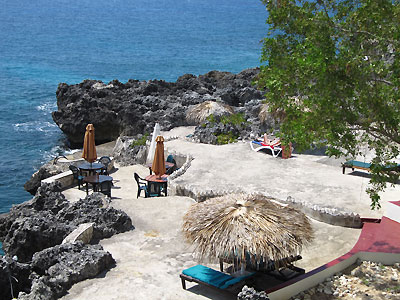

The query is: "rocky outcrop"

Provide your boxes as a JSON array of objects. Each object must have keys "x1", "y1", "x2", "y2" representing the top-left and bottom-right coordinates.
[
  {"x1": 17, "y1": 242, "x2": 115, "y2": 300},
  {"x1": 192, "y1": 114, "x2": 254, "y2": 144},
  {"x1": 52, "y1": 69, "x2": 264, "y2": 147},
  {"x1": 23, "y1": 160, "x2": 70, "y2": 195},
  {"x1": 57, "y1": 193, "x2": 133, "y2": 242},
  {"x1": 0, "y1": 182, "x2": 131, "y2": 300},
  {"x1": 291, "y1": 261, "x2": 400, "y2": 299},
  {"x1": 237, "y1": 286, "x2": 270, "y2": 300},
  {"x1": 112, "y1": 135, "x2": 148, "y2": 166},
  {"x1": 0, "y1": 257, "x2": 31, "y2": 300},
  {"x1": 0, "y1": 242, "x2": 114, "y2": 300},
  {"x1": 0, "y1": 182, "x2": 132, "y2": 263}
]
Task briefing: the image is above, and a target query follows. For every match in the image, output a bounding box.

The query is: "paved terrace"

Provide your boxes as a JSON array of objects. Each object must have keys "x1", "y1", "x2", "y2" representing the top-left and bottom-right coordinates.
[
  {"x1": 59, "y1": 128, "x2": 399, "y2": 299},
  {"x1": 164, "y1": 129, "x2": 399, "y2": 222}
]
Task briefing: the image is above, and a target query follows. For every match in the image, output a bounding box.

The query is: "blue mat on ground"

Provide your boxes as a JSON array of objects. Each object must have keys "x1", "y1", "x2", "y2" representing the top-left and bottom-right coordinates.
[{"x1": 182, "y1": 265, "x2": 255, "y2": 289}]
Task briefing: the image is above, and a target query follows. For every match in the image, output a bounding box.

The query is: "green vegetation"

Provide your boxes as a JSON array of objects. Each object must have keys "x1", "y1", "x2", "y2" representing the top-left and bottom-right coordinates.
[
  {"x1": 202, "y1": 113, "x2": 248, "y2": 144},
  {"x1": 216, "y1": 132, "x2": 238, "y2": 145},
  {"x1": 130, "y1": 133, "x2": 149, "y2": 147},
  {"x1": 361, "y1": 278, "x2": 370, "y2": 286},
  {"x1": 206, "y1": 113, "x2": 248, "y2": 127},
  {"x1": 257, "y1": 0, "x2": 400, "y2": 209},
  {"x1": 387, "y1": 285, "x2": 400, "y2": 292}
]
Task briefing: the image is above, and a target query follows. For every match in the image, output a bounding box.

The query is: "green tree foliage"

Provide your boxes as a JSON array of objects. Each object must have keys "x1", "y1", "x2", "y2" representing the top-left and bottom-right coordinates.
[{"x1": 257, "y1": 0, "x2": 400, "y2": 209}]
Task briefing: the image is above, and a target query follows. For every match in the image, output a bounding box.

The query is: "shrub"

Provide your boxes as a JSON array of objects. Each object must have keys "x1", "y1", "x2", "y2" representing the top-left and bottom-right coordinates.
[{"x1": 130, "y1": 133, "x2": 149, "y2": 148}]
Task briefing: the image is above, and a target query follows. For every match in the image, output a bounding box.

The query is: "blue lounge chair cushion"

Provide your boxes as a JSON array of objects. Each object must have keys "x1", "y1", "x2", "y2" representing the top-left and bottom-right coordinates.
[
  {"x1": 344, "y1": 160, "x2": 400, "y2": 170},
  {"x1": 182, "y1": 265, "x2": 232, "y2": 288},
  {"x1": 182, "y1": 265, "x2": 255, "y2": 289},
  {"x1": 344, "y1": 160, "x2": 371, "y2": 169},
  {"x1": 219, "y1": 272, "x2": 256, "y2": 289}
]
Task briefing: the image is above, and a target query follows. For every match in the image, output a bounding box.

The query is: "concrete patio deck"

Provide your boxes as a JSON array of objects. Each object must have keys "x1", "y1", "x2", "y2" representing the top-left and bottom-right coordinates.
[
  {"x1": 61, "y1": 164, "x2": 360, "y2": 300},
  {"x1": 59, "y1": 128, "x2": 399, "y2": 299}
]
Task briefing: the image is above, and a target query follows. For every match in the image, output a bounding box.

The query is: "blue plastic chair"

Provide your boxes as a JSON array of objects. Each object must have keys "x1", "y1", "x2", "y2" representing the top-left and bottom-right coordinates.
[
  {"x1": 69, "y1": 165, "x2": 84, "y2": 189},
  {"x1": 134, "y1": 173, "x2": 159, "y2": 198}
]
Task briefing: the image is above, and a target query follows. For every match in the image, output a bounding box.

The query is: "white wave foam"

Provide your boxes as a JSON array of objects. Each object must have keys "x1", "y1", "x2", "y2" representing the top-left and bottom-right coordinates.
[
  {"x1": 36, "y1": 102, "x2": 57, "y2": 113},
  {"x1": 38, "y1": 145, "x2": 82, "y2": 165},
  {"x1": 13, "y1": 121, "x2": 58, "y2": 133},
  {"x1": 64, "y1": 148, "x2": 80, "y2": 155}
]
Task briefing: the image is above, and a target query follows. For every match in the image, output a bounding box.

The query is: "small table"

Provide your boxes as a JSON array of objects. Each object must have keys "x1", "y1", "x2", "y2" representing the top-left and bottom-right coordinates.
[
  {"x1": 83, "y1": 175, "x2": 113, "y2": 195},
  {"x1": 146, "y1": 162, "x2": 175, "y2": 175},
  {"x1": 79, "y1": 162, "x2": 105, "y2": 176},
  {"x1": 145, "y1": 174, "x2": 168, "y2": 196}
]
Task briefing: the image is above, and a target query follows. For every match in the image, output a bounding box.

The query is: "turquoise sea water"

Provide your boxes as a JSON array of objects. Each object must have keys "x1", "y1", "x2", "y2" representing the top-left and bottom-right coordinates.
[{"x1": 0, "y1": 0, "x2": 268, "y2": 214}]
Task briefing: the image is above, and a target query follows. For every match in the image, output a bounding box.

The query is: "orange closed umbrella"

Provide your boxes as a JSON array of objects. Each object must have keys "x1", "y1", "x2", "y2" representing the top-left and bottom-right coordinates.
[
  {"x1": 82, "y1": 124, "x2": 97, "y2": 164},
  {"x1": 152, "y1": 135, "x2": 166, "y2": 178}
]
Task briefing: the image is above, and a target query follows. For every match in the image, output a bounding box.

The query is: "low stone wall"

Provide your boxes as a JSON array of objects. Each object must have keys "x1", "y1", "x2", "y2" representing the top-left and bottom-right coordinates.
[
  {"x1": 41, "y1": 158, "x2": 114, "y2": 190},
  {"x1": 165, "y1": 147, "x2": 362, "y2": 228}
]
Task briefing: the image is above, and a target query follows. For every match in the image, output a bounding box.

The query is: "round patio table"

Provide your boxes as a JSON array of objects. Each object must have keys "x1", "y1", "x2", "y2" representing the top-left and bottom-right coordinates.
[
  {"x1": 146, "y1": 162, "x2": 174, "y2": 175},
  {"x1": 83, "y1": 175, "x2": 113, "y2": 195},
  {"x1": 145, "y1": 174, "x2": 168, "y2": 196},
  {"x1": 78, "y1": 162, "x2": 105, "y2": 176}
]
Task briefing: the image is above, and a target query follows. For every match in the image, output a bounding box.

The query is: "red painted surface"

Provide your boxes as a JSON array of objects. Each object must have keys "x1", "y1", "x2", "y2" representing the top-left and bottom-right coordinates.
[
  {"x1": 145, "y1": 174, "x2": 168, "y2": 183},
  {"x1": 265, "y1": 215, "x2": 400, "y2": 294},
  {"x1": 390, "y1": 200, "x2": 400, "y2": 207}
]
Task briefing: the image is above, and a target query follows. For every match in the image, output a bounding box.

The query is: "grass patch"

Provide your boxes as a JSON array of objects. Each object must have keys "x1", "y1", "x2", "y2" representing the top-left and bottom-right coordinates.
[
  {"x1": 130, "y1": 133, "x2": 149, "y2": 147},
  {"x1": 206, "y1": 113, "x2": 248, "y2": 126},
  {"x1": 216, "y1": 132, "x2": 238, "y2": 144}
]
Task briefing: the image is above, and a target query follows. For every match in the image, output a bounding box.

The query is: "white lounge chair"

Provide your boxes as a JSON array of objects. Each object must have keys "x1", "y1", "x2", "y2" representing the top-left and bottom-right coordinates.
[{"x1": 250, "y1": 140, "x2": 282, "y2": 158}]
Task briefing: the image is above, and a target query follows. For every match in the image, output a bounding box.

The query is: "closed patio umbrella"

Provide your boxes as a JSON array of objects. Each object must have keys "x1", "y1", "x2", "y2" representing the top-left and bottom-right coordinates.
[
  {"x1": 152, "y1": 135, "x2": 166, "y2": 178},
  {"x1": 182, "y1": 193, "x2": 313, "y2": 271},
  {"x1": 82, "y1": 124, "x2": 97, "y2": 165},
  {"x1": 146, "y1": 123, "x2": 161, "y2": 164}
]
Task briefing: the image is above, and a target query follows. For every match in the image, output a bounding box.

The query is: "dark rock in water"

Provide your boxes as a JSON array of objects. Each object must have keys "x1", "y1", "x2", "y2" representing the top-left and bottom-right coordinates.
[
  {"x1": 52, "y1": 68, "x2": 263, "y2": 147},
  {"x1": 0, "y1": 257, "x2": 31, "y2": 300},
  {"x1": 1, "y1": 183, "x2": 132, "y2": 262},
  {"x1": 17, "y1": 242, "x2": 115, "y2": 300},
  {"x1": 23, "y1": 166, "x2": 53, "y2": 195},
  {"x1": 23, "y1": 160, "x2": 71, "y2": 195}
]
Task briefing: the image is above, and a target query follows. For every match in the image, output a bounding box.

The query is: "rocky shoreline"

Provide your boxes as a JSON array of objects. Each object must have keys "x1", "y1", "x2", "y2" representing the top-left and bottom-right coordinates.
[
  {"x1": 0, "y1": 182, "x2": 132, "y2": 300},
  {"x1": 51, "y1": 68, "x2": 268, "y2": 147},
  {"x1": 25, "y1": 68, "x2": 275, "y2": 196}
]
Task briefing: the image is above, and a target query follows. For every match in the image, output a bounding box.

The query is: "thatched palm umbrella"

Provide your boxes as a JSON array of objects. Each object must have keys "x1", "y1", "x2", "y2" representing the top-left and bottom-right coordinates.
[
  {"x1": 259, "y1": 103, "x2": 286, "y2": 124},
  {"x1": 186, "y1": 101, "x2": 234, "y2": 125},
  {"x1": 259, "y1": 96, "x2": 312, "y2": 124},
  {"x1": 182, "y1": 193, "x2": 313, "y2": 270}
]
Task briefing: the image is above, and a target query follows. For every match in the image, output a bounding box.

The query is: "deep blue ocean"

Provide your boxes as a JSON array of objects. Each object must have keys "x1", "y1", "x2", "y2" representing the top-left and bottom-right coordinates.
[{"x1": 0, "y1": 0, "x2": 268, "y2": 217}]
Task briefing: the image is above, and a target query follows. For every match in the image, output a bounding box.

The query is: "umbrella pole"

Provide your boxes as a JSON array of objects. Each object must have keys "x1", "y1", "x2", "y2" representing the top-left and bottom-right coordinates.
[{"x1": 240, "y1": 264, "x2": 245, "y2": 275}]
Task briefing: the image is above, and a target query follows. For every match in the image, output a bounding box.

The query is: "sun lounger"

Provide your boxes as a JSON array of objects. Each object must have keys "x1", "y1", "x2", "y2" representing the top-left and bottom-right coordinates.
[
  {"x1": 220, "y1": 254, "x2": 304, "y2": 282},
  {"x1": 250, "y1": 140, "x2": 282, "y2": 158},
  {"x1": 180, "y1": 265, "x2": 255, "y2": 292},
  {"x1": 342, "y1": 160, "x2": 400, "y2": 174}
]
